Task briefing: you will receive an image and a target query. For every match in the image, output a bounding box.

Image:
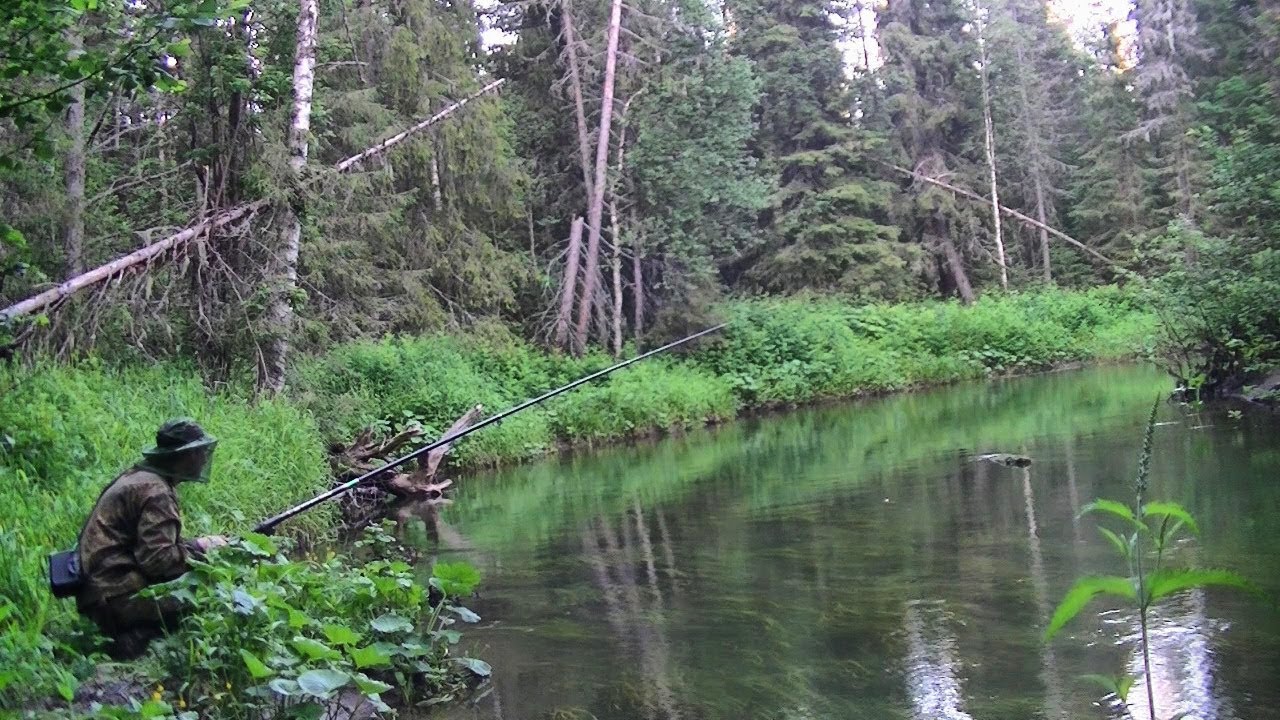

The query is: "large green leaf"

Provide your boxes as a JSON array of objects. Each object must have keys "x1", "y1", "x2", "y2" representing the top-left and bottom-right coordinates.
[
  {"x1": 323, "y1": 623, "x2": 363, "y2": 647},
  {"x1": 1146, "y1": 568, "x2": 1259, "y2": 603},
  {"x1": 268, "y1": 678, "x2": 301, "y2": 697},
  {"x1": 350, "y1": 644, "x2": 393, "y2": 669},
  {"x1": 457, "y1": 657, "x2": 492, "y2": 678},
  {"x1": 1141, "y1": 501, "x2": 1199, "y2": 536},
  {"x1": 1081, "y1": 673, "x2": 1134, "y2": 702},
  {"x1": 238, "y1": 648, "x2": 274, "y2": 679},
  {"x1": 291, "y1": 636, "x2": 341, "y2": 661},
  {"x1": 431, "y1": 562, "x2": 482, "y2": 597},
  {"x1": 1045, "y1": 576, "x2": 1136, "y2": 640},
  {"x1": 352, "y1": 672, "x2": 394, "y2": 695},
  {"x1": 1096, "y1": 527, "x2": 1132, "y2": 561},
  {"x1": 1079, "y1": 499, "x2": 1146, "y2": 531},
  {"x1": 296, "y1": 669, "x2": 351, "y2": 699},
  {"x1": 370, "y1": 613, "x2": 413, "y2": 634}
]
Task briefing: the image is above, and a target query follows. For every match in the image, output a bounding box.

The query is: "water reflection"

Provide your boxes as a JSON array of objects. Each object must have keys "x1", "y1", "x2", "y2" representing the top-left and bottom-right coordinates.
[
  {"x1": 422, "y1": 366, "x2": 1280, "y2": 720},
  {"x1": 1124, "y1": 590, "x2": 1233, "y2": 720},
  {"x1": 1022, "y1": 466, "x2": 1068, "y2": 720},
  {"x1": 903, "y1": 600, "x2": 973, "y2": 720}
]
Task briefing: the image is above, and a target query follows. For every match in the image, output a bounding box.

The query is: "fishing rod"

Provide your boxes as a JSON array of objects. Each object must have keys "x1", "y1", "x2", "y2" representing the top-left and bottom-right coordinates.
[{"x1": 255, "y1": 323, "x2": 727, "y2": 534}]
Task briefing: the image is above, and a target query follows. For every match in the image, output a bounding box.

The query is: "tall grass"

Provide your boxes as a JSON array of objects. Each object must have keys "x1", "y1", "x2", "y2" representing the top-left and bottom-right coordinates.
[{"x1": 697, "y1": 286, "x2": 1155, "y2": 405}]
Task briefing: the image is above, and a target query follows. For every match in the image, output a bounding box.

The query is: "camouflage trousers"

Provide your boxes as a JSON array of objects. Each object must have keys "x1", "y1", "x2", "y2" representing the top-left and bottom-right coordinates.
[{"x1": 84, "y1": 593, "x2": 185, "y2": 660}]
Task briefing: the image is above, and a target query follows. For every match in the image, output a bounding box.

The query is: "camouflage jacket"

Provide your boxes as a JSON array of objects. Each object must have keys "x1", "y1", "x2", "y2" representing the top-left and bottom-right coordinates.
[{"x1": 75, "y1": 467, "x2": 199, "y2": 611}]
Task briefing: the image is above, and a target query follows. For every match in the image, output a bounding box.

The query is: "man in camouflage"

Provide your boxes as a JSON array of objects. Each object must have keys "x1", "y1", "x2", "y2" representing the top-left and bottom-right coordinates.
[{"x1": 75, "y1": 418, "x2": 227, "y2": 658}]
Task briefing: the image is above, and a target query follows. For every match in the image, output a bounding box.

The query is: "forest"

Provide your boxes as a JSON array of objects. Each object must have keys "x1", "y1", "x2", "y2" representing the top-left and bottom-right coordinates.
[{"x1": 2, "y1": 0, "x2": 1280, "y2": 715}]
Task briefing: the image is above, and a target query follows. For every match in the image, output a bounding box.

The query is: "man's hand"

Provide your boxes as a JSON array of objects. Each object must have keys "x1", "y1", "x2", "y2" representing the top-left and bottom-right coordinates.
[{"x1": 193, "y1": 535, "x2": 230, "y2": 552}]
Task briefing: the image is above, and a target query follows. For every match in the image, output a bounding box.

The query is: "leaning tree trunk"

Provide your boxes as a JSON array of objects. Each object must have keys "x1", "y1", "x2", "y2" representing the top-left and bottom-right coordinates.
[
  {"x1": 261, "y1": 0, "x2": 318, "y2": 393},
  {"x1": 63, "y1": 31, "x2": 86, "y2": 276},
  {"x1": 562, "y1": 4, "x2": 595, "y2": 201},
  {"x1": 937, "y1": 216, "x2": 976, "y2": 304},
  {"x1": 554, "y1": 217, "x2": 586, "y2": 347},
  {"x1": 571, "y1": 0, "x2": 624, "y2": 355}
]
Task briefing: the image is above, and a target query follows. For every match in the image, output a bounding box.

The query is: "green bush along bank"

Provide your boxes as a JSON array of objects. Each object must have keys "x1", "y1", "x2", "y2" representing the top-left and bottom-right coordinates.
[{"x1": 0, "y1": 286, "x2": 1156, "y2": 708}]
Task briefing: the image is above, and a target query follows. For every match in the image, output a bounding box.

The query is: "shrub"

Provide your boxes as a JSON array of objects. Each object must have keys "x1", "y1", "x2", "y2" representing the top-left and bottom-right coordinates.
[{"x1": 138, "y1": 528, "x2": 485, "y2": 719}]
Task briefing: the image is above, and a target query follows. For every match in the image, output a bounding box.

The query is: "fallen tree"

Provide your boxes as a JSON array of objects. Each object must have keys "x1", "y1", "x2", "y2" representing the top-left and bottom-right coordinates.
[
  {"x1": 2, "y1": 79, "x2": 506, "y2": 323},
  {"x1": 879, "y1": 161, "x2": 1124, "y2": 271}
]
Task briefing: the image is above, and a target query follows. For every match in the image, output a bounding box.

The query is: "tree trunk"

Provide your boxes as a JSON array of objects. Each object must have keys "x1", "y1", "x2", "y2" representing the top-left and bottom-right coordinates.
[
  {"x1": 562, "y1": 5, "x2": 595, "y2": 200},
  {"x1": 937, "y1": 217, "x2": 976, "y2": 304},
  {"x1": 1013, "y1": 37, "x2": 1053, "y2": 283},
  {"x1": 978, "y1": 31, "x2": 1007, "y2": 289},
  {"x1": 610, "y1": 207, "x2": 623, "y2": 357},
  {"x1": 632, "y1": 229, "x2": 643, "y2": 340},
  {"x1": 554, "y1": 217, "x2": 586, "y2": 347},
  {"x1": 608, "y1": 94, "x2": 635, "y2": 357},
  {"x1": 571, "y1": 0, "x2": 624, "y2": 355},
  {"x1": 261, "y1": 0, "x2": 318, "y2": 394},
  {"x1": 63, "y1": 67, "x2": 87, "y2": 276},
  {"x1": 1033, "y1": 175, "x2": 1052, "y2": 282},
  {"x1": 430, "y1": 146, "x2": 443, "y2": 212}
]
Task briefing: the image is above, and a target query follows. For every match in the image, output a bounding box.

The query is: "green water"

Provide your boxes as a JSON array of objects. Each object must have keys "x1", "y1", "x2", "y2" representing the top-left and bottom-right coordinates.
[{"x1": 418, "y1": 365, "x2": 1280, "y2": 720}]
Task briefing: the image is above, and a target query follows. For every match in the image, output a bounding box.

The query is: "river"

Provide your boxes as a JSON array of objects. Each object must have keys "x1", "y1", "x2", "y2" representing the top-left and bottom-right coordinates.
[{"x1": 413, "y1": 365, "x2": 1280, "y2": 720}]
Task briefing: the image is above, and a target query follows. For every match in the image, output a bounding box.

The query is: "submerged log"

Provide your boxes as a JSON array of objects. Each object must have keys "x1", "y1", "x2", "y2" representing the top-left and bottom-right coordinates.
[{"x1": 973, "y1": 452, "x2": 1034, "y2": 468}]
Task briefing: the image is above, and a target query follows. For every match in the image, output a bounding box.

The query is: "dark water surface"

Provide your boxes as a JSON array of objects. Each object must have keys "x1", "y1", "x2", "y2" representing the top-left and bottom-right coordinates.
[{"x1": 417, "y1": 366, "x2": 1280, "y2": 720}]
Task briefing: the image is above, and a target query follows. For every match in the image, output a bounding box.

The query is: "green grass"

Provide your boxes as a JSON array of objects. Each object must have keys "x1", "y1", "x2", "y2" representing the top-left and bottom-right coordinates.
[
  {"x1": 0, "y1": 285, "x2": 1157, "y2": 707},
  {"x1": 0, "y1": 362, "x2": 330, "y2": 705}
]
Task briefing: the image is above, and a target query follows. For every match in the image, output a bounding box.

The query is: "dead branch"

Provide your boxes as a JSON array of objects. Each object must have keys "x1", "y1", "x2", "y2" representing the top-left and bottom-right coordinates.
[
  {"x1": 3, "y1": 80, "x2": 507, "y2": 323},
  {"x1": 879, "y1": 161, "x2": 1123, "y2": 269}
]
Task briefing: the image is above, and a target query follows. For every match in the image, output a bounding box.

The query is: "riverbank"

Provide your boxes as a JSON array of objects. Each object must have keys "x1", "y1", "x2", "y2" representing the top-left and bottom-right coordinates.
[{"x1": 0, "y1": 286, "x2": 1158, "y2": 708}]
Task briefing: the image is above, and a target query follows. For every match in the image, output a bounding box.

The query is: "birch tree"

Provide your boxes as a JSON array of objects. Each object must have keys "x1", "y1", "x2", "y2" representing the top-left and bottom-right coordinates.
[{"x1": 261, "y1": 0, "x2": 318, "y2": 392}]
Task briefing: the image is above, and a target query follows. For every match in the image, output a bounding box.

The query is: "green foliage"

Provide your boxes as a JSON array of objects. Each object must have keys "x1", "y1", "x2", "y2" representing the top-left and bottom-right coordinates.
[
  {"x1": 135, "y1": 528, "x2": 484, "y2": 718},
  {"x1": 698, "y1": 287, "x2": 1155, "y2": 405},
  {"x1": 0, "y1": 361, "x2": 329, "y2": 706},
  {"x1": 1046, "y1": 406, "x2": 1263, "y2": 718},
  {"x1": 1044, "y1": 576, "x2": 1137, "y2": 640},
  {"x1": 730, "y1": 0, "x2": 903, "y2": 297},
  {"x1": 291, "y1": 332, "x2": 740, "y2": 460},
  {"x1": 1146, "y1": 225, "x2": 1280, "y2": 396},
  {"x1": 0, "y1": 0, "x2": 244, "y2": 165},
  {"x1": 631, "y1": 51, "x2": 769, "y2": 302}
]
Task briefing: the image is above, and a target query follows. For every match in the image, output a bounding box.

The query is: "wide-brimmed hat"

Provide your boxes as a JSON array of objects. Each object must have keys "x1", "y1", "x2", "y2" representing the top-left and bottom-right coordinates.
[{"x1": 142, "y1": 418, "x2": 218, "y2": 458}]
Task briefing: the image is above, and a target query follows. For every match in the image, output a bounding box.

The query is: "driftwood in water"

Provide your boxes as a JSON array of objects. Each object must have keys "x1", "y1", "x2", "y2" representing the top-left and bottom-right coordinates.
[
  {"x1": 329, "y1": 404, "x2": 484, "y2": 525},
  {"x1": 972, "y1": 452, "x2": 1033, "y2": 468}
]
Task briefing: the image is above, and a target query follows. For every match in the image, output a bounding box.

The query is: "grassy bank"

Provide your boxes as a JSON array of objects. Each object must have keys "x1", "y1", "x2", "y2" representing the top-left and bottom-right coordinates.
[{"x1": 0, "y1": 286, "x2": 1157, "y2": 708}]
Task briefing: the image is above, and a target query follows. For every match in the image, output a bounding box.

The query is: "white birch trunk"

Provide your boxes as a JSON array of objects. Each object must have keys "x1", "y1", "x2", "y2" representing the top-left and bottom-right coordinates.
[
  {"x1": 261, "y1": 0, "x2": 318, "y2": 393},
  {"x1": 979, "y1": 30, "x2": 1008, "y2": 289}
]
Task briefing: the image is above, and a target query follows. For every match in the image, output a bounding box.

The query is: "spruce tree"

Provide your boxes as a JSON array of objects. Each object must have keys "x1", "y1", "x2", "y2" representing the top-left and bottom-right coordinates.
[
  {"x1": 729, "y1": 0, "x2": 907, "y2": 299},
  {"x1": 879, "y1": 0, "x2": 980, "y2": 301}
]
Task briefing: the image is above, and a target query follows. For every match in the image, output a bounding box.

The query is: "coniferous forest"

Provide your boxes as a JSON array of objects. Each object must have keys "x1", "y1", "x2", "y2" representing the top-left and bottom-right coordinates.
[{"x1": 3, "y1": 0, "x2": 1280, "y2": 715}]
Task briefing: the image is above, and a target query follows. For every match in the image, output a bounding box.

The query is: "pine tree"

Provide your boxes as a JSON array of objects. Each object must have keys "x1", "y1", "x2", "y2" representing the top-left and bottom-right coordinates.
[
  {"x1": 729, "y1": 0, "x2": 907, "y2": 299},
  {"x1": 1067, "y1": 27, "x2": 1154, "y2": 270},
  {"x1": 1129, "y1": 0, "x2": 1208, "y2": 220},
  {"x1": 879, "y1": 0, "x2": 980, "y2": 301}
]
